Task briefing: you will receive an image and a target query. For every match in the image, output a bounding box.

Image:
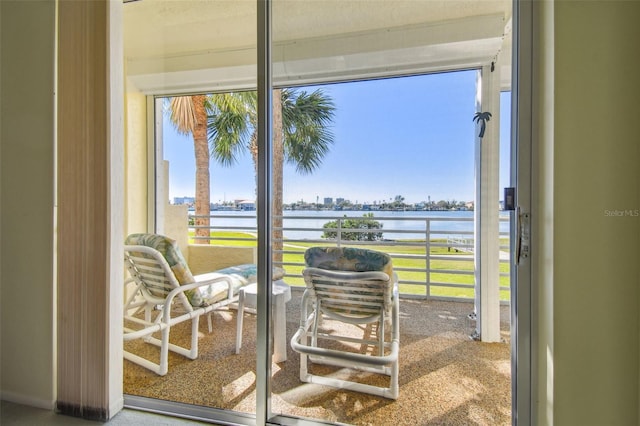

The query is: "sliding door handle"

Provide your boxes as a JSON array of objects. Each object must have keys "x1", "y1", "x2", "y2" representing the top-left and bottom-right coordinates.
[{"x1": 516, "y1": 207, "x2": 530, "y2": 264}]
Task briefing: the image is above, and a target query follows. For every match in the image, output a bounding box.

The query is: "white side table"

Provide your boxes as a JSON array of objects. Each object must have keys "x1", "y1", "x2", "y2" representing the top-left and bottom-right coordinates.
[{"x1": 235, "y1": 280, "x2": 292, "y2": 363}]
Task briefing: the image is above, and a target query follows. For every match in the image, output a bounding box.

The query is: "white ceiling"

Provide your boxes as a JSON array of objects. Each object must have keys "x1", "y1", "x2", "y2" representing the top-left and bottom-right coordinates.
[{"x1": 124, "y1": 0, "x2": 512, "y2": 94}]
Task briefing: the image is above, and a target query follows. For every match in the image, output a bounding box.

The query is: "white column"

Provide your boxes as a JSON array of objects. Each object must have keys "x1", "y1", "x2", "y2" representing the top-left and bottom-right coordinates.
[
  {"x1": 474, "y1": 65, "x2": 501, "y2": 342},
  {"x1": 153, "y1": 98, "x2": 165, "y2": 234}
]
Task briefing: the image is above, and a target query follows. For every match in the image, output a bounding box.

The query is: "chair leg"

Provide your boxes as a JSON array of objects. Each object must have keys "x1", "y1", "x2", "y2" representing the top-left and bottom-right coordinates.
[
  {"x1": 378, "y1": 320, "x2": 385, "y2": 357},
  {"x1": 207, "y1": 313, "x2": 213, "y2": 333},
  {"x1": 299, "y1": 352, "x2": 309, "y2": 382},
  {"x1": 142, "y1": 305, "x2": 154, "y2": 342},
  {"x1": 389, "y1": 359, "x2": 399, "y2": 399},
  {"x1": 299, "y1": 329, "x2": 309, "y2": 382},
  {"x1": 188, "y1": 316, "x2": 200, "y2": 359},
  {"x1": 158, "y1": 326, "x2": 170, "y2": 376},
  {"x1": 235, "y1": 289, "x2": 245, "y2": 354},
  {"x1": 312, "y1": 308, "x2": 321, "y2": 348}
]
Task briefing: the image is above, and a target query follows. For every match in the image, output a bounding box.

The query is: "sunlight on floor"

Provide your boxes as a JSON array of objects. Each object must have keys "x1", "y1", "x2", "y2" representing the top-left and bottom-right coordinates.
[{"x1": 223, "y1": 371, "x2": 255, "y2": 400}]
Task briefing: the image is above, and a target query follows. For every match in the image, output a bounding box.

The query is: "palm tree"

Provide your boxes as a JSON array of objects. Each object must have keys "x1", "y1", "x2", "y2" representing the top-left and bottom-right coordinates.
[
  {"x1": 473, "y1": 111, "x2": 492, "y2": 138},
  {"x1": 167, "y1": 95, "x2": 211, "y2": 244},
  {"x1": 208, "y1": 88, "x2": 335, "y2": 262}
]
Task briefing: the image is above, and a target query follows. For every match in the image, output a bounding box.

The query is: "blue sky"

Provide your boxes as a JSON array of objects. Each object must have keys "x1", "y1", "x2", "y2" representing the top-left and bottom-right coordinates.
[{"x1": 162, "y1": 70, "x2": 511, "y2": 205}]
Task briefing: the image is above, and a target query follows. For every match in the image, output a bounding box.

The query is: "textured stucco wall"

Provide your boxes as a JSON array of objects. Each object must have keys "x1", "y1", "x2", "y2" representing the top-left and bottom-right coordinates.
[{"x1": 188, "y1": 245, "x2": 257, "y2": 275}]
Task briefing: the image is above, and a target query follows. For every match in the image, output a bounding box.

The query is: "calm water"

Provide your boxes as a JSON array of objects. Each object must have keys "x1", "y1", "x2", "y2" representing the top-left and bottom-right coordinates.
[{"x1": 203, "y1": 209, "x2": 511, "y2": 240}]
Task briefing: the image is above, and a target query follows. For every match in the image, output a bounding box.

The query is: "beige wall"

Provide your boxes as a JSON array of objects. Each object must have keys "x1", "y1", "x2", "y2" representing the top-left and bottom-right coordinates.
[
  {"x1": 124, "y1": 81, "x2": 148, "y2": 236},
  {"x1": 535, "y1": 1, "x2": 640, "y2": 424},
  {"x1": 0, "y1": 0, "x2": 56, "y2": 409},
  {"x1": 188, "y1": 246, "x2": 257, "y2": 276},
  {"x1": 164, "y1": 203, "x2": 190, "y2": 256}
]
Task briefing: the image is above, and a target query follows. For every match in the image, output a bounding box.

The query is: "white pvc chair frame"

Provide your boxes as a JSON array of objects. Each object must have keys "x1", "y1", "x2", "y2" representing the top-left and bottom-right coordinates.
[
  {"x1": 291, "y1": 268, "x2": 400, "y2": 399},
  {"x1": 123, "y1": 245, "x2": 235, "y2": 376}
]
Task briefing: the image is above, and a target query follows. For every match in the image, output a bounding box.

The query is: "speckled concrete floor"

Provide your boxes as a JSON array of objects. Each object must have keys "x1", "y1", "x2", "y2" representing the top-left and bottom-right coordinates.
[{"x1": 124, "y1": 290, "x2": 511, "y2": 425}]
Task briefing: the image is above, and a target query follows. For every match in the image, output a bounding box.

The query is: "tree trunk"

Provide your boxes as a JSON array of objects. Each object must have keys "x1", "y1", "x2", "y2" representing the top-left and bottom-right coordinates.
[
  {"x1": 272, "y1": 89, "x2": 284, "y2": 263},
  {"x1": 192, "y1": 95, "x2": 210, "y2": 244}
]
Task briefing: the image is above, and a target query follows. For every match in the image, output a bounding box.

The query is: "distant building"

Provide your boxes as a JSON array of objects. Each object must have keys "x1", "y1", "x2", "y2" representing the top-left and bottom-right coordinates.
[
  {"x1": 323, "y1": 197, "x2": 333, "y2": 206},
  {"x1": 173, "y1": 196, "x2": 195, "y2": 205},
  {"x1": 336, "y1": 197, "x2": 345, "y2": 205},
  {"x1": 236, "y1": 200, "x2": 256, "y2": 211}
]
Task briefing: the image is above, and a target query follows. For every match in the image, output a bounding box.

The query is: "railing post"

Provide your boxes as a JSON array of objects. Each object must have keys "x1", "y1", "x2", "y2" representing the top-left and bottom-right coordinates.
[{"x1": 425, "y1": 218, "x2": 431, "y2": 297}]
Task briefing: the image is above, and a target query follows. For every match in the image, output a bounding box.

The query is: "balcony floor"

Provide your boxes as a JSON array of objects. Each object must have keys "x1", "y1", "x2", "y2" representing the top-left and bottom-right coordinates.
[{"x1": 124, "y1": 288, "x2": 511, "y2": 425}]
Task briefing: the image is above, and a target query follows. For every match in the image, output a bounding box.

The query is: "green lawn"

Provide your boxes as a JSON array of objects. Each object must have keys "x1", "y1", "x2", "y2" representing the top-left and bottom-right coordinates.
[{"x1": 191, "y1": 231, "x2": 510, "y2": 301}]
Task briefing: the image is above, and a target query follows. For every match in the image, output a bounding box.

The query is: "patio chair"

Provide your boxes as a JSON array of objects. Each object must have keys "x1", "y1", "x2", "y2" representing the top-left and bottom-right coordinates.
[
  {"x1": 123, "y1": 233, "x2": 257, "y2": 376},
  {"x1": 290, "y1": 247, "x2": 400, "y2": 399}
]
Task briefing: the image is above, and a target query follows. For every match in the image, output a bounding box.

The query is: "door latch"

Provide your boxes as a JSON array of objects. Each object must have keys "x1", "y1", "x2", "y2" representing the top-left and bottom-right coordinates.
[{"x1": 516, "y1": 207, "x2": 530, "y2": 263}]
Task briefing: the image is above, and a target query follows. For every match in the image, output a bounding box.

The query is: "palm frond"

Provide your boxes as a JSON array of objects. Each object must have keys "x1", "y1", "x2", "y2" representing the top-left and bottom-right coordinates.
[
  {"x1": 281, "y1": 89, "x2": 336, "y2": 173},
  {"x1": 168, "y1": 96, "x2": 197, "y2": 135},
  {"x1": 286, "y1": 126, "x2": 333, "y2": 174},
  {"x1": 207, "y1": 92, "x2": 254, "y2": 166}
]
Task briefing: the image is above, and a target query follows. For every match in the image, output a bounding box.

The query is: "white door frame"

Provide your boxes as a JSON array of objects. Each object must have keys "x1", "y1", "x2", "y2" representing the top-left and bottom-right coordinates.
[{"x1": 511, "y1": 0, "x2": 534, "y2": 424}]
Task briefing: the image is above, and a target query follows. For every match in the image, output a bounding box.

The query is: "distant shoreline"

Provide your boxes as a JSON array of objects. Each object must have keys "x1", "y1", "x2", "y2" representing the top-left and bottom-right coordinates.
[{"x1": 192, "y1": 209, "x2": 510, "y2": 240}]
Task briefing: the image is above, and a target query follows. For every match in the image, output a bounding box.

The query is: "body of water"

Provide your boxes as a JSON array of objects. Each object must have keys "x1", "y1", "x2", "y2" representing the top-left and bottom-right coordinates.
[{"x1": 201, "y1": 210, "x2": 511, "y2": 240}]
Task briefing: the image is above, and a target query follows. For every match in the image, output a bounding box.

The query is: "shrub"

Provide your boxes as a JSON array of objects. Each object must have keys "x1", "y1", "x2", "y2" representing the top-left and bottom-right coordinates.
[{"x1": 322, "y1": 213, "x2": 384, "y2": 241}]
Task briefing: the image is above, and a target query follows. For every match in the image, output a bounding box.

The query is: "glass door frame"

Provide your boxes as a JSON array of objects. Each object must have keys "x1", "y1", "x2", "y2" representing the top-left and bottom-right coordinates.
[
  {"x1": 123, "y1": 1, "x2": 534, "y2": 424},
  {"x1": 256, "y1": 1, "x2": 274, "y2": 424},
  {"x1": 256, "y1": 0, "x2": 534, "y2": 424},
  {"x1": 511, "y1": 0, "x2": 534, "y2": 424}
]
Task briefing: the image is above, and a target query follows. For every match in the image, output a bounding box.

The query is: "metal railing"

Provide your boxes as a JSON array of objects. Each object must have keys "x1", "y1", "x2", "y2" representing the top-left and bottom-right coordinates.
[{"x1": 190, "y1": 213, "x2": 511, "y2": 302}]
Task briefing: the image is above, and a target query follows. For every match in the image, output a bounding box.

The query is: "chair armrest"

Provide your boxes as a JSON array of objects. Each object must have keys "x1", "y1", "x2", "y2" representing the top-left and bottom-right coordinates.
[
  {"x1": 160, "y1": 276, "x2": 234, "y2": 321},
  {"x1": 194, "y1": 271, "x2": 237, "y2": 300}
]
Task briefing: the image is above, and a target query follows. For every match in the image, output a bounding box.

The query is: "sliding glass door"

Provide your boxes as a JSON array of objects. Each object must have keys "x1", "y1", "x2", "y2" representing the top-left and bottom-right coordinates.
[
  {"x1": 268, "y1": 1, "x2": 514, "y2": 424},
  {"x1": 123, "y1": 2, "x2": 260, "y2": 423},
  {"x1": 122, "y1": 1, "x2": 522, "y2": 425}
]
